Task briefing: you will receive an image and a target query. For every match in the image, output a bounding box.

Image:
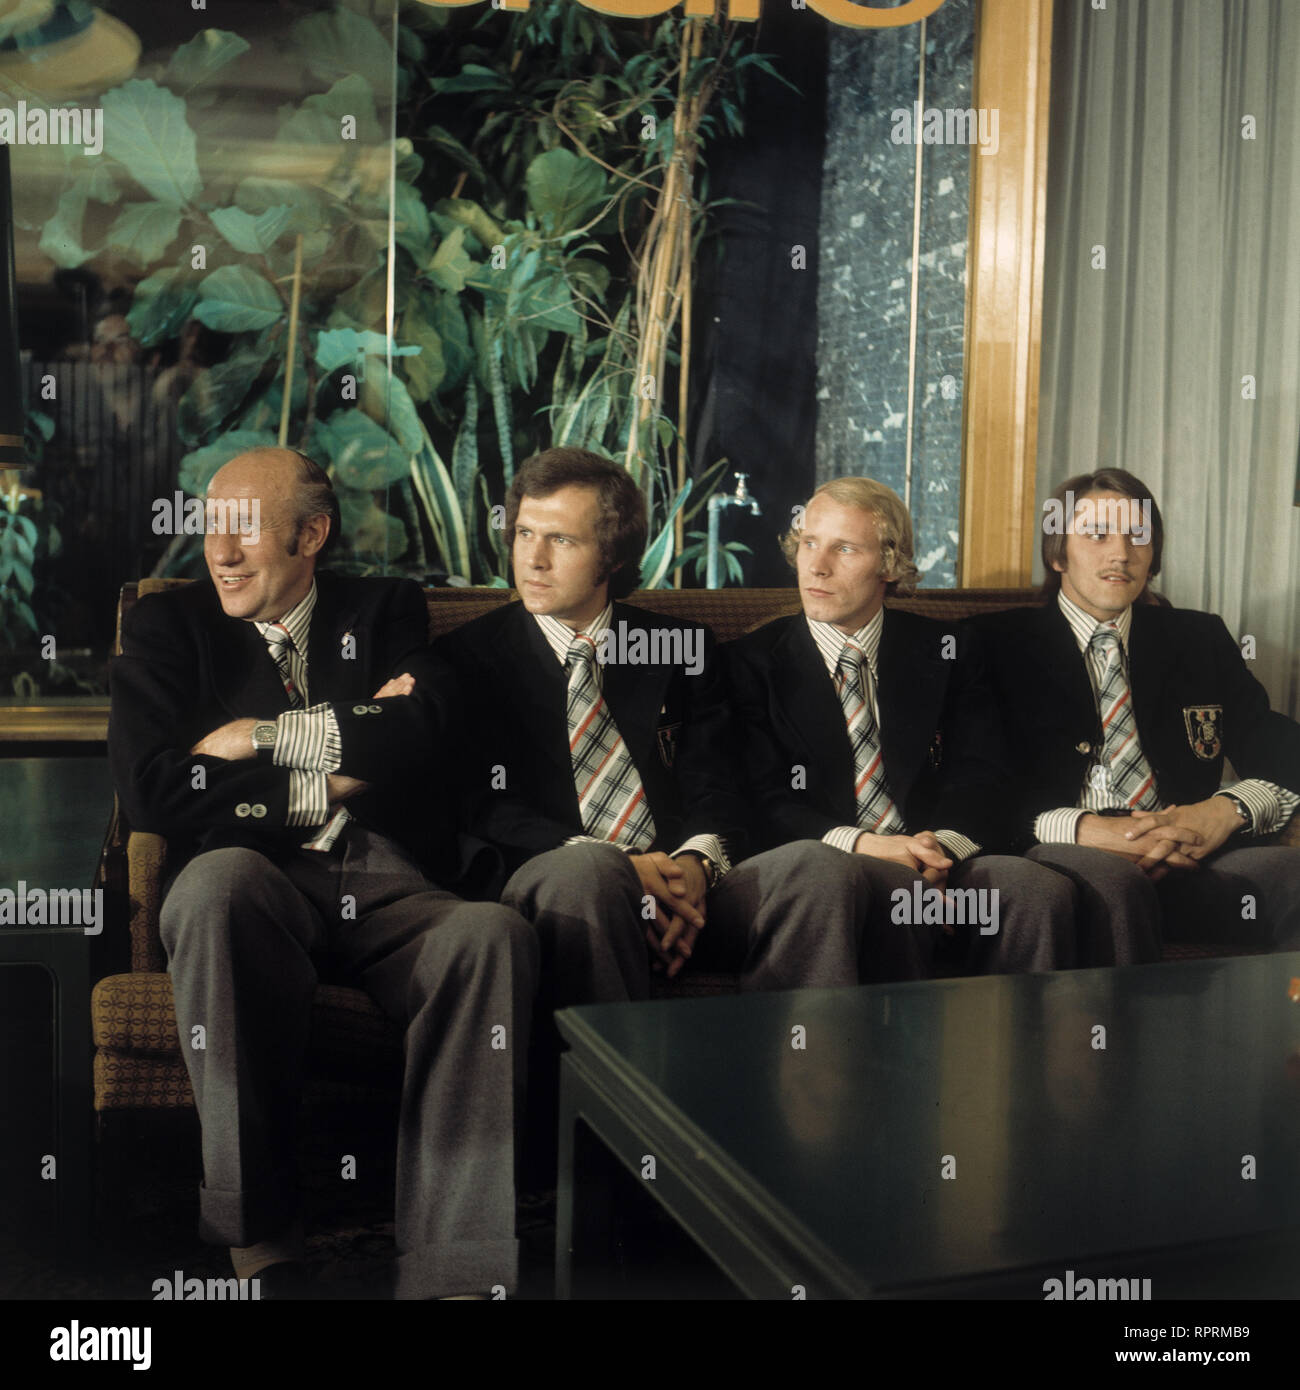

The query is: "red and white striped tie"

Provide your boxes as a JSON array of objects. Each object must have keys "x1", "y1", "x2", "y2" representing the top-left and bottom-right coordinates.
[
  {"x1": 836, "y1": 640, "x2": 905, "y2": 834},
  {"x1": 1091, "y1": 626, "x2": 1159, "y2": 809},
  {"x1": 566, "y1": 635, "x2": 656, "y2": 849}
]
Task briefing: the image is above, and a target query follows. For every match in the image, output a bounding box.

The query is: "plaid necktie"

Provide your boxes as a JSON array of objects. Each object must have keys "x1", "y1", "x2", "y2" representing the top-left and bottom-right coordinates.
[
  {"x1": 1090, "y1": 626, "x2": 1159, "y2": 809},
  {"x1": 836, "y1": 640, "x2": 905, "y2": 834},
  {"x1": 566, "y1": 635, "x2": 656, "y2": 849},
  {"x1": 263, "y1": 622, "x2": 303, "y2": 708}
]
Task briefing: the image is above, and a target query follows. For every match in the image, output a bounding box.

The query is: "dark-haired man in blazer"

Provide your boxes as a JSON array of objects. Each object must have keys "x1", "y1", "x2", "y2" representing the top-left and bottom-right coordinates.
[
  {"x1": 438, "y1": 448, "x2": 903, "y2": 1013},
  {"x1": 724, "y1": 477, "x2": 1077, "y2": 975},
  {"x1": 972, "y1": 469, "x2": 1300, "y2": 962},
  {"x1": 110, "y1": 447, "x2": 537, "y2": 1299}
]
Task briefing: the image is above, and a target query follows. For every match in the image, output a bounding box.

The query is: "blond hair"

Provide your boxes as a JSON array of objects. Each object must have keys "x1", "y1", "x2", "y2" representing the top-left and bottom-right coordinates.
[{"x1": 780, "y1": 476, "x2": 921, "y2": 596}]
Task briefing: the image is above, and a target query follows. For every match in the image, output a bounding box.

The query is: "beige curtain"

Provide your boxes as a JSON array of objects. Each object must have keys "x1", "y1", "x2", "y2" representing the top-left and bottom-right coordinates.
[{"x1": 1038, "y1": 0, "x2": 1300, "y2": 717}]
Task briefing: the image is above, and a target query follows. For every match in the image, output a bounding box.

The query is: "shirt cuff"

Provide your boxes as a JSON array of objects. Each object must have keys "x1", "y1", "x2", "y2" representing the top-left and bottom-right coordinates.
[
  {"x1": 1217, "y1": 780, "x2": 1300, "y2": 836},
  {"x1": 932, "y1": 830, "x2": 980, "y2": 863},
  {"x1": 822, "y1": 825, "x2": 865, "y2": 854},
  {"x1": 563, "y1": 834, "x2": 636, "y2": 854},
  {"x1": 274, "y1": 703, "x2": 342, "y2": 773},
  {"x1": 671, "y1": 834, "x2": 732, "y2": 880},
  {"x1": 1033, "y1": 807, "x2": 1088, "y2": 845},
  {"x1": 286, "y1": 770, "x2": 330, "y2": 827}
]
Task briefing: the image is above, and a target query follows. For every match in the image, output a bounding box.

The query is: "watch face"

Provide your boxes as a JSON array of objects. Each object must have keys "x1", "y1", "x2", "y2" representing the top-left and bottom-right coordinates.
[{"x1": 253, "y1": 723, "x2": 277, "y2": 749}]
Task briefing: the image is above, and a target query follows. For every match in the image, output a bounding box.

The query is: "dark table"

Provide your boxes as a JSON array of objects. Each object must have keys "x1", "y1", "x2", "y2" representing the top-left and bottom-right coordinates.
[{"x1": 555, "y1": 954, "x2": 1300, "y2": 1298}]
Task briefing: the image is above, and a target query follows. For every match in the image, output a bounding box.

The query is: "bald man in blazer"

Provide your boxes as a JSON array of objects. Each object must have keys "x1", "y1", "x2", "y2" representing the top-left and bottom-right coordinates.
[{"x1": 110, "y1": 448, "x2": 537, "y2": 1299}]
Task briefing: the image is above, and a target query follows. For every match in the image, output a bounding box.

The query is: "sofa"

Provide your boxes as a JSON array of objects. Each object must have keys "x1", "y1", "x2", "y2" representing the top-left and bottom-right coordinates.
[{"x1": 91, "y1": 580, "x2": 1292, "y2": 1132}]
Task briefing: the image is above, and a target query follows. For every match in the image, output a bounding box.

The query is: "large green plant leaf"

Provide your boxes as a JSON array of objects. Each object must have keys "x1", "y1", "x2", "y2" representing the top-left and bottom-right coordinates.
[
  {"x1": 525, "y1": 148, "x2": 607, "y2": 235},
  {"x1": 106, "y1": 202, "x2": 182, "y2": 268},
  {"x1": 127, "y1": 268, "x2": 200, "y2": 348},
  {"x1": 428, "y1": 63, "x2": 512, "y2": 97},
  {"x1": 176, "y1": 340, "x2": 277, "y2": 446},
  {"x1": 278, "y1": 73, "x2": 382, "y2": 147},
  {"x1": 102, "y1": 80, "x2": 201, "y2": 207},
  {"x1": 434, "y1": 197, "x2": 504, "y2": 252},
  {"x1": 235, "y1": 179, "x2": 328, "y2": 235},
  {"x1": 393, "y1": 182, "x2": 431, "y2": 259},
  {"x1": 397, "y1": 294, "x2": 446, "y2": 402},
  {"x1": 38, "y1": 166, "x2": 118, "y2": 269},
  {"x1": 292, "y1": 7, "x2": 393, "y2": 93},
  {"x1": 177, "y1": 430, "x2": 277, "y2": 496},
  {"x1": 431, "y1": 297, "x2": 473, "y2": 394},
  {"x1": 210, "y1": 205, "x2": 294, "y2": 255},
  {"x1": 164, "y1": 29, "x2": 251, "y2": 92},
  {"x1": 315, "y1": 410, "x2": 409, "y2": 490},
  {"x1": 408, "y1": 429, "x2": 470, "y2": 580},
  {"x1": 429, "y1": 226, "x2": 474, "y2": 293},
  {"x1": 315, "y1": 328, "x2": 420, "y2": 376},
  {"x1": 336, "y1": 485, "x2": 407, "y2": 561},
  {"x1": 194, "y1": 266, "x2": 283, "y2": 333},
  {"x1": 362, "y1": 365, "x2": 423, "y2": 455}
]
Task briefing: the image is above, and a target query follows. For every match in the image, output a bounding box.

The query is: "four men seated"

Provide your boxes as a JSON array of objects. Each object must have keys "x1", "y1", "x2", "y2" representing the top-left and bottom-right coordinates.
[{"x1": 108, "y1": 445, "x2": 1300, "y2": 1298}]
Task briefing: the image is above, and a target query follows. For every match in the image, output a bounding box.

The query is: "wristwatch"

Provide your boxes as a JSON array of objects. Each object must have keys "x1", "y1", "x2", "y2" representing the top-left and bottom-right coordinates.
[
  {"x1": 1219, "y1": 793, "x2": 1251, "y2": 833},
  {"x1": 251, "y1": 721, "x2": 278, "y2": 758},
  {"x1": 691, "y1": 854, "x2": 721, "y2": 891}
]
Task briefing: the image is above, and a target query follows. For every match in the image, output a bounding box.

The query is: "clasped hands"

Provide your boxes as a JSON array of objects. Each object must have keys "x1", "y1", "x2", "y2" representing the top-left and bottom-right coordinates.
[
  {"x1": 188, "y1": 673, "x2": 415, "y2": 805},
  {"x1": 1076, "y1": 796, "x2": 1244, "y2": 880},
  {"x1": 630, "y1": 850, "x2": 709, "y2": 980}
]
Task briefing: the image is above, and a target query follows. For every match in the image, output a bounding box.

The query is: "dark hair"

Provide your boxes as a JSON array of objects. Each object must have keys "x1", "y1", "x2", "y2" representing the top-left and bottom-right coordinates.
[
  {"x1": 1040, "y1": 469, "x2": 1164, "y2": 597},
  {"x1": 506, "y1": 447, "x2": 647, "y2": 600},
  {"x1": 287, "y1": 451, "x2": 340, "y2": 559}
]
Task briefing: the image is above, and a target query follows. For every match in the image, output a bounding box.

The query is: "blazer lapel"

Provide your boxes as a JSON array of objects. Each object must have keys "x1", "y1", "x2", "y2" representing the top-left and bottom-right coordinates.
[
  {"x1": 603, "y1": 603, "x2": 670, "y2": 771},
  {"x1": 772, "y1": 618, "x2": 857, "y2": 818},
  {"x1": 305, "y1": 572, "x2": 365, "y2": 705},
  {"x1": 1127, "y1": 604, "x2": 1172, "y2": 755},
  {"x1": 1035, "y1": 602, "x2": 1099, "y2": 734},
  {"x1": 205, "y1": 600, "x2": 290, "y2": 721},
  {"x1": 506, "y1": 603, "x2": 572, "y2": 780},
  {"x1": 876, "y1": 609, "x2": 944, "y2": 802}
]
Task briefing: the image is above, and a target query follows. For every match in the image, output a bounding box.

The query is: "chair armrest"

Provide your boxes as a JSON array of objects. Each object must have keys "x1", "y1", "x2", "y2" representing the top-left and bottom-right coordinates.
[{"x1": 127, "y1": 831, "x2": 168, "y2": 974}]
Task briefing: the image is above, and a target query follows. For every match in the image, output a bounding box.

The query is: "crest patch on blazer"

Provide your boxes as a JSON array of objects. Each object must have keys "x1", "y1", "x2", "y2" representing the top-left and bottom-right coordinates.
[{"x1": 1182, "y1": 705, "x2": 1223, "y2": 760}]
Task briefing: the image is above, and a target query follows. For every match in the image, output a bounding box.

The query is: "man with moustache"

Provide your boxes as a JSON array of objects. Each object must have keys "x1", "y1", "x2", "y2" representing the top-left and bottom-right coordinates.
[
  {"x1": 972, "y1": 468, "x2": 1300, "y2": 960},
  {"x1": 109, "y1": 447, "x2": 537, "y2": 1299},
  {"x1": 724, "y1": 476, "x2": 1076, "y2": 976}
]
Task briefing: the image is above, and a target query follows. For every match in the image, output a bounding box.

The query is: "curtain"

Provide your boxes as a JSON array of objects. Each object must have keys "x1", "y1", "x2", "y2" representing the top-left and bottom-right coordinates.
[{"x1": 1038, "y1": 0, "x2": 1300, "y2": 718}]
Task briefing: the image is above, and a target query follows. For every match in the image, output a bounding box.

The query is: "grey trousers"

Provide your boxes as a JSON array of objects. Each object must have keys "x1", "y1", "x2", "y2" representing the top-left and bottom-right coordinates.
[
  {"x1": 1027, "y1": 841, "x2": 1300, "y2": 965},
  {"x1": 501, "y1": 839, "x2": 1075, "y2": 1001},
  {"x1": 706, "y1": 843, "x2": 1077, "y2": 984},
  {"x1": 160, "y1": 825, "x2": 539, "y2": 1299}
]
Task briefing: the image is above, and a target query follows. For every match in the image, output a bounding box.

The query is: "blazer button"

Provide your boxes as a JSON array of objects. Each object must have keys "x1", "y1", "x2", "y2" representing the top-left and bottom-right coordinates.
[
  {"x1": 352, "y1": 705, "x2": 368, "y2": 715},
  {"x1": 250, "y1": 804, "x2": 267, "y2": 819},
  {"x1": 368, "y1": 703, "x2": 382, "y2": 714},
  {"x1": 235, "y1": 802, "x2": 251, "y2": 818},
  {"x1": 1075, "y1": 741, "x2": 1091, "y2": 755}
]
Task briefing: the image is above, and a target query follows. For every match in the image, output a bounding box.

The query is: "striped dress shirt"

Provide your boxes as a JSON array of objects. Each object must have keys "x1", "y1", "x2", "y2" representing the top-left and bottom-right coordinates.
[{"x1": 253, "y1": 581, "x2": 343, "y2": 832}]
